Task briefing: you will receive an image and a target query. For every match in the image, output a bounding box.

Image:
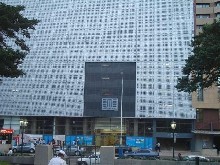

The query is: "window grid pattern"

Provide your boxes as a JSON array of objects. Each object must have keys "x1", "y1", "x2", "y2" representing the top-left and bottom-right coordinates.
[{"x1": 0, "y1": 0, "x2": 195, "y2": 119}]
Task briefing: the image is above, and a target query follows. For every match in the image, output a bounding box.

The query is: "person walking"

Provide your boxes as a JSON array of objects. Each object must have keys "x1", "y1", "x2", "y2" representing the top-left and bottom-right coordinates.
[
  {"x1": 178, "y1": 153, "x2": 183, "y2": 161},
  {"x1": 156, "y1": 142, "x2": 161, "y2": 152},
  {"x1": 48, "y1": 150, "x2": 67, "y2": 165},
  {"x1": 158, "y1": 142, "x2": 161, "y2": 152}
]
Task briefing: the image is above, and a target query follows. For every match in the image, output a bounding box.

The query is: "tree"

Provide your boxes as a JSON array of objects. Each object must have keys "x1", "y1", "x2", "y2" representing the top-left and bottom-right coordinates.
[
  {"x1": 176, "y1": 20, "x2": 220, "y2": 93},
  {"x1": 0, "y1": 2, "x2": 39, "y2": 78}
]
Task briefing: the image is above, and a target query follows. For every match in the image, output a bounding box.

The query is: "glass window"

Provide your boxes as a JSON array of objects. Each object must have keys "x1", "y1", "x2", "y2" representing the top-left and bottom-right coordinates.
[
  {"x1": 196, "y1": 14, "x2": 210, "y2": 18},
  {"x1": 196, "y1": 25, "x2": 203, "y2": 29},
  {"x1": 196, "y1": 3, "x2": 210, "y2": 8},
  {"x1": 216, "y1": 13, "x2": 220, "y2": 18},
  {"x1": 196, "y1": 109, "x2": 203, "y2": 122}
]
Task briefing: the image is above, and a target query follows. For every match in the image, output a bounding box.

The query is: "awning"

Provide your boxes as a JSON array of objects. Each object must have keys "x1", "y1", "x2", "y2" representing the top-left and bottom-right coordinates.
[{"x1": 192, "y1": 130, "x2": 220, "y2": 135}]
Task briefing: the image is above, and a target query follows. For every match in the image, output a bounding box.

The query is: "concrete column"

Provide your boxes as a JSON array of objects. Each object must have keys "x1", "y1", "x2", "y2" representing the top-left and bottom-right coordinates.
[
  {"x1": 100, "y1": 146, "x2": 115, "y2": 165},
  {"x1": 34, "y1": 145, "x2": 53, "y2": 165},
  {"x1": 191, "y1": 120, "x2": 196, "y2": 151},
  {"x1": 31, "y1": 117, "x2": 37, "y2": 134},
  {"x1": 134, "y1": 118, "x2": 138, "y2": 136},
  {"x1": 152, "y1": 119, "x2": 157, "y2": 148},
  {"x1": 65, "y1": 118, "x2": 70, "y2": 135},
  {"x1": 83, "y1": 118, "x2": 88, "y2": 135},
  {"x1": 91, "y1": 118, "x2": 96, "y2": 134}
]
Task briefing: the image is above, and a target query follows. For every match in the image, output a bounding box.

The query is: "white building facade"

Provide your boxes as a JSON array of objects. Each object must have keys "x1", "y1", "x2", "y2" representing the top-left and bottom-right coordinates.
[
  {"x1": 0, "y1": 1, "x2": 196, "y2": 149},
  {"x1": 0, "y1": 0, "x2": 195, "y2": 118}
]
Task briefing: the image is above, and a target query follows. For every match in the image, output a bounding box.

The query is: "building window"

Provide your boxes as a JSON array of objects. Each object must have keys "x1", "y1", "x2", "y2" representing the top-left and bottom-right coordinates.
[
  {"x1": 196, "y1": 3, "x2": 210, "y2": 8},
  {"x1": 197, "y1": 82, "x2": 204, "y2": 101},
  {"x1": 196, "y1": 109, "x2": 203, "y2": 122},
  {"x1": 196, "y1": 25, "x2": 203, "y2": 29},
  {"x1": 216, "y1": 13, "x2": 220, "y2": 18},
  {"x1": 216, "y1": 2, "x2": 220, "y2": 7},
  {"x1": 196, "y1": 14, "x2": 210, "y2": 18}
]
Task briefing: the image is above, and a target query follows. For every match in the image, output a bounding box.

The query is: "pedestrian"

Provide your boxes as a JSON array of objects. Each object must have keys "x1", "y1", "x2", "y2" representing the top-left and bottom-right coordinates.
[
  {"x1": 156, "y1": 142, "x2": 160, "y2": 152},
  {"x1": 72, "y1": 140, "x2": 76, "y2": 146},
  {"x1": 155, "y1": 144, "x2": 158, "y2": 152},
  {"x1": 7, "y1": 148, "x2": 13, "y2": 156},
  {"x1": 39, "y1": 138, "x2": 43, "y2": 144},
  {"x1": 52, "y1": 139, "x2": 56, "y2": 145},
  {"x1": 178, "y1": 153, "x2": 183, "y2": 161},
  {"x1": 158, "y1": 142, "x2": 160, "y2": 152},
  {"x1": 36, "y1": 138, "x2": 40, "y2": 144},
  {"x1": 48, "y1": 150, "x2": 67, "y2": 165},
  {"x1": 217, "y1": 145, "x2": 220, "y2": 155}
]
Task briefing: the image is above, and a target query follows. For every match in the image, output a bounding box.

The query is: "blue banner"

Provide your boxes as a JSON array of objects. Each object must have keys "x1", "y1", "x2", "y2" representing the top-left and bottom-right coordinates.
[
  {"x1": 65, "y1": 135, "x2": 93, "y2": 146},
  {"x1": 43, "y1": 135, "x2": 53, "y2": 144},
  {"x1": 126, "y1": 136, "x2": 153, "y2": 149}
]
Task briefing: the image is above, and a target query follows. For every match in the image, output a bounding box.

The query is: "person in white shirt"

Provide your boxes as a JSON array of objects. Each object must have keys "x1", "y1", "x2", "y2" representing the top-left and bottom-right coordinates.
[
  {"x1": 48, "y1": 150, "x2": 67, "y2": 165},
  {"x1": 7, "y1": 148, "x2": 13, "y2": 155}
]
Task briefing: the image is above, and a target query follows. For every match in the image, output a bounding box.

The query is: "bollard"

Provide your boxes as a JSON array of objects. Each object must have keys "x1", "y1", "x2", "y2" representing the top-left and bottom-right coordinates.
[{"x1": 195, "y1": 156, "x2": 199, "y2": 165}]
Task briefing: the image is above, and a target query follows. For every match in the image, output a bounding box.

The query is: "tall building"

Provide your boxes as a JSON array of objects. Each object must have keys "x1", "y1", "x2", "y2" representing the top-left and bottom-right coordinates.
[
  {"x1": 0, "y1": 0, "x2": 195, "y2": 149},
  {"x1": 193, "y1": 0, "x2": 220, "y2": 151}
]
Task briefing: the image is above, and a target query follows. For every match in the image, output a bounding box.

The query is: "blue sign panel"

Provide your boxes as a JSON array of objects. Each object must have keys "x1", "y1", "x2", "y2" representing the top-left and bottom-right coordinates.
[
  {"x1": 65, "y1": 135, "x2": 76, "y2": 145},
  {"x1": 83, "y1": 136, "x2": 93, "y2": 145},
  {"x1": 43, "y1": 135, "x2": 53, "y2": 144},
  {"x1": 65, "y1": 135, "x2": 93, "y2": 146},
  {"x1": 126, "y1": 136, "x2": 153, "y2": 149}
]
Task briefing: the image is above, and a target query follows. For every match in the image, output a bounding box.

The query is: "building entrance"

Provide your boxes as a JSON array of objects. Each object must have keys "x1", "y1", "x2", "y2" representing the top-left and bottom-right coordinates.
[
  {"x1": 213, "y1": 136, "x2": 220, "y2": 154},
  {"x1": 94, "y1": 129, "x2": 125, "y2": 146}
]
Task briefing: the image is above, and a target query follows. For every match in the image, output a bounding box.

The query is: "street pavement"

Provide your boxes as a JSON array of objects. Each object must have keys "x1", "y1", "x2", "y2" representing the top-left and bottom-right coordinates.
[
  {"x1": 67, "y1": 150, "x2": 220, "y2": 165},
  {"x1": 67, "y1": 150, "x2": 187, "y2": 165},
  {"x1": 159, "y1": 150, "x2": 200, "y2": 157}
]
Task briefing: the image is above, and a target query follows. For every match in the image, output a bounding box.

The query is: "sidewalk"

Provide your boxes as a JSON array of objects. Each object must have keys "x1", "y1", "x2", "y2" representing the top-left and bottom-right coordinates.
[
  {"x1": 159, "y1": 150, "x2": 220, "y2": 159},
  {"x1": 159, "y1": 150, "x2": 200, "y2": 157}
]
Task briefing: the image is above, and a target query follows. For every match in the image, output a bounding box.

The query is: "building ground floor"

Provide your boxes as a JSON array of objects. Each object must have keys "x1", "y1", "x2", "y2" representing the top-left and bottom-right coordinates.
[
  {"x1": 192, "y1": 130, "x2": 220, "y2": 154},
  {"x1": 0, "y1": 116, "x2": 198, "y2": 151}
]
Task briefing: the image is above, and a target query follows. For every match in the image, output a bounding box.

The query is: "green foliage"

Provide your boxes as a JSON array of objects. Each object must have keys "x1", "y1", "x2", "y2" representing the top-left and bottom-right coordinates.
[
  {"x1": 176, "y1": 20, "x2": 220, "y2": 93},
  {"x1": 0, "y1": 160, "x2": 10, "y2": 165},
  {"x1": 0, "y1": 2, "x2": 39, "y2": 78},
  {"x1": 0, "y1": 48, "x2": 25, "y2": 77}
]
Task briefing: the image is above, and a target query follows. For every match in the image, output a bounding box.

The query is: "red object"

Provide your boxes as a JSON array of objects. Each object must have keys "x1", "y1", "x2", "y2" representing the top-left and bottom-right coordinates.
[{"x1": 0, "y1": 129, "x2": 14, "y2": 134}]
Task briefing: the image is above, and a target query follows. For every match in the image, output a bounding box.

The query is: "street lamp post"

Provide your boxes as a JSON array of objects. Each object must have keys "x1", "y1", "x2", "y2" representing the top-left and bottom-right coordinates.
[
  {"x1": 20, "y1": 119, "x2": 28, "y2": 156},
  {"x1": 170, "y1": 121, "x2": 176, "y2": 158},
  {"x1": 120, "y1": 72, "x2": 123, "y2": 146}
]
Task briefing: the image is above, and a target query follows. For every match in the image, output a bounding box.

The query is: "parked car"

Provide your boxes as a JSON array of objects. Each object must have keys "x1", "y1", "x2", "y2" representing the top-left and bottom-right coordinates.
[
  {"x1": 115, "y1": 146, "x2": 132, "y2": 157},
  {"x1": 123, "y1": 148, "x2": 159, "y2": 159},
  {"x1": 54, "y1": 145, "x2": 85, "y2": 156},
  {"x1": 12, "y1": 142, "x2": 35, "y2": 153},
  {"x1": 77, "y1": 152, "x2": 100, "y2": 165},
  {"x1": 64, "y1": 145, "x2": 85, "y2": 156},
  {"x1": 183, "y1": 155, "x2": 210, "y2": 162}
]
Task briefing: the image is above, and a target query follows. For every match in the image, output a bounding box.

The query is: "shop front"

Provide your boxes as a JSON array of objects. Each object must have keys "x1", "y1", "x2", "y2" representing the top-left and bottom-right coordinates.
[{"x1": 0, "y1": 128, "x2": 14, "y2": 153}]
